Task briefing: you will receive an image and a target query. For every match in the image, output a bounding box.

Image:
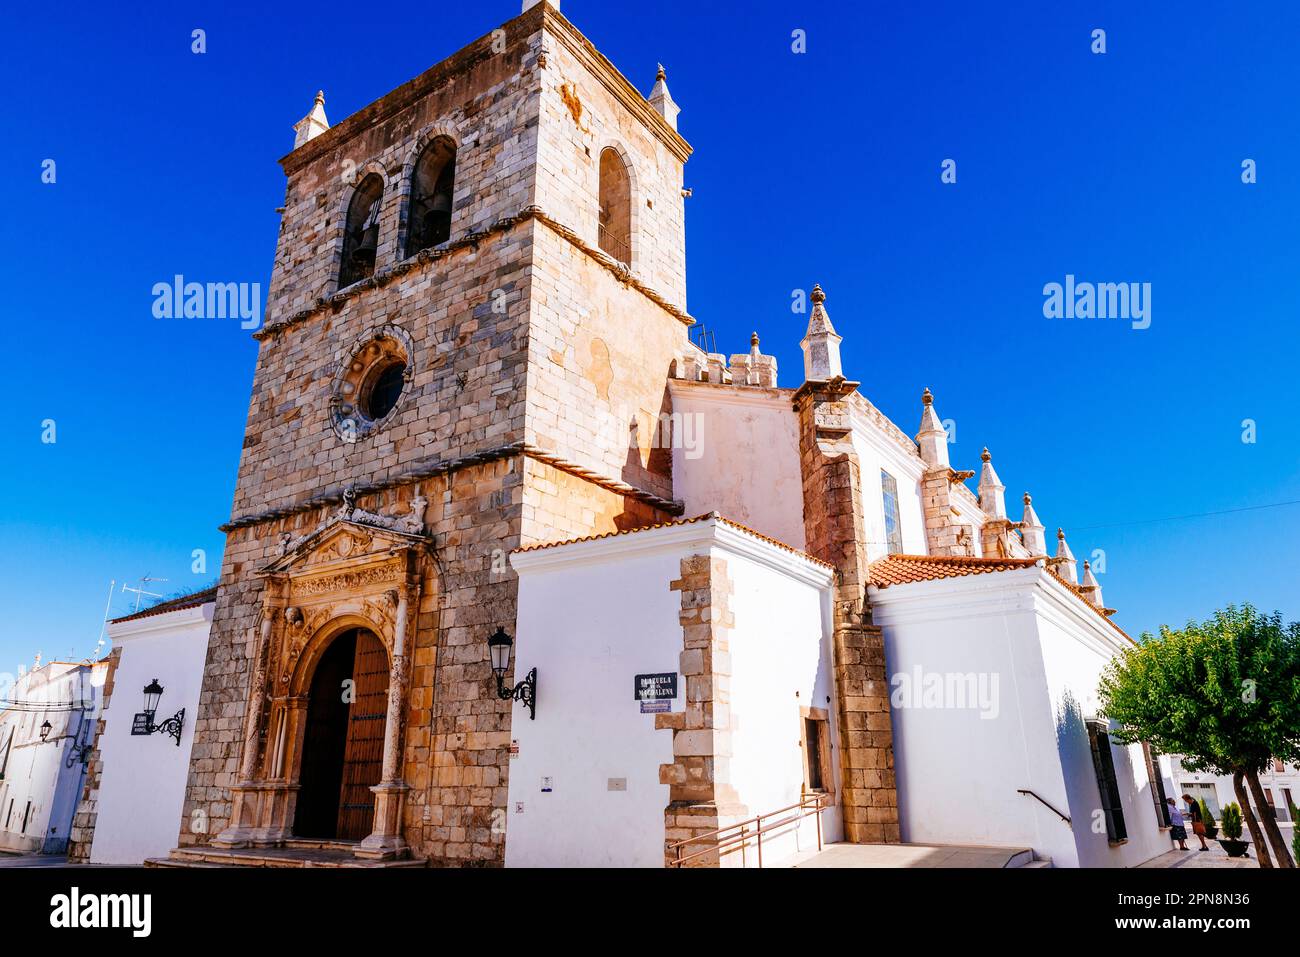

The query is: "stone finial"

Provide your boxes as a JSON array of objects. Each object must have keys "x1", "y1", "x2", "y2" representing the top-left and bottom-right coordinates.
[
  {"x1": 916, "y1": 387, "x2": 950, "y2": 469},
  {"x1": 977, "y1": 447, "x2": 1006, "y2": 519},
  {"x1": 729, "y1": 331, "x2": 778, "y2": 387},
  {"x1": 1081, "y1": 560, "x2": 1104, "y2": 607},
  {"x1": 522, "y1": 0, "x2": 554, "y2": 11},
  {"x1": 800, "y1": 283, "x2": 843, "y2": 382},
  {"x1": 1054, "y1": 527, "x2": 1079, "y2": 585},
  {"x1": 649, "y1": 63, "x2": 681, "y2": 130},
  {"x1": 1020, "y1": 492, "x2": 1046, "y2": 556},
  {"x1": 293, "y1": 90, "x2": 330, "y2": 149}
]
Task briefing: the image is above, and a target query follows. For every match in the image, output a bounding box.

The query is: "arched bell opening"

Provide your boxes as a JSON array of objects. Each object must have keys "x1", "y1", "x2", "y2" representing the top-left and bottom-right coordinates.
[{"x1": 339, "y1": 174, "x2": 385, "y2": 288}]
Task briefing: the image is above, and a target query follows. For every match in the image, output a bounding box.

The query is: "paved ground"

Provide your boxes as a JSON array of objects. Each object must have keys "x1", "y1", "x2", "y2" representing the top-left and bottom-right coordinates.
[
  {"x1": 792, "y1": 842, "x2": 1037, "y2": 868},
  {"x1": 0, "y1": 852, "x2": 73, "y2": 868},
  {"x1": 1139, "y1": 839, "x2": 1271, "y2": 869},
  {"x1": 2, "y1": 842, "x2": 1287, "y2": 869}
]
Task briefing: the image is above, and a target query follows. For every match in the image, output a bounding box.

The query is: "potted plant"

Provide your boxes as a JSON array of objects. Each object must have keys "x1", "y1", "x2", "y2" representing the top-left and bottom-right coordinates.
[
  {"x1": 1217, "y1": 802, "x2": 1250, "y2": 857},
  {"x1": 1198, "y1": 798, "x2": 1219, "y2": 839}
]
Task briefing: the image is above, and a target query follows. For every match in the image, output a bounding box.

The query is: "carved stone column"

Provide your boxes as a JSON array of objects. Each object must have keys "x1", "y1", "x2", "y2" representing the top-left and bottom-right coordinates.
[
  {"x1": 251, "y1": 698, "x2": 303, "y2": 846},
  {"x1": 213, "y1": 578, "x2": 283, "y2": 848},
  {"x1": 356, "y1": 573, "x2": 413, "y2": 859}
]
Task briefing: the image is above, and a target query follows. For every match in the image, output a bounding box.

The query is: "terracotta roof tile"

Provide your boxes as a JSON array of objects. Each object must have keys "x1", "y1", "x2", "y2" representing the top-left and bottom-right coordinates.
[
  {"x1": 868, "y1": 554, "x2": 1039, "y2": 588},
  {"x1": 513, "y1": 513, "x2": 833, "y2": 570},
  {"x1": 110, "y1": 586, "x2": 218, "y2": 624},
  {"x1": 868, "y1": 555, "x2": 1135, "y2": 645}
]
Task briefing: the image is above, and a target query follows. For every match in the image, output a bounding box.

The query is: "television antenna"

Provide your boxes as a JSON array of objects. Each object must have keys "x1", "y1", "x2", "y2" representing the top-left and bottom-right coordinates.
[
  {"x1": 91, "y1": 578, "x2": 115, "y2": 660},
  {"x1": 121, "y1": 576, "x2": 168, "y2": 613}
]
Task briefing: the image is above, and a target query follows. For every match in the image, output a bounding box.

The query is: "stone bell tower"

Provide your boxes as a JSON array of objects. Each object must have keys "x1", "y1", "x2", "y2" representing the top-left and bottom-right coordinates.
[{"x1": 175, "y1": 1, "x2": 696, "y2": 866}]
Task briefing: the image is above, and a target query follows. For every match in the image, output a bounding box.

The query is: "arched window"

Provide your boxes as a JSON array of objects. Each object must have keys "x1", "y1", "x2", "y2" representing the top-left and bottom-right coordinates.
[
  {"x1": 406, "y1": 137, "x2": 457, "y2": 258},
  {"x1": 339, "y1": 174, "x2": 384, "y2": 288},
  {"x1": 598, "y1": 147, "x2": 632, "y2": 266}
]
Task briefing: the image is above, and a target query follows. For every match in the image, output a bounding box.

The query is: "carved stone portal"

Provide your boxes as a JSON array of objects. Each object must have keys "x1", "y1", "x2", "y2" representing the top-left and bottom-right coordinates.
[{"x1": 212, "y1": 510, "x2": 427, "y2": 860}]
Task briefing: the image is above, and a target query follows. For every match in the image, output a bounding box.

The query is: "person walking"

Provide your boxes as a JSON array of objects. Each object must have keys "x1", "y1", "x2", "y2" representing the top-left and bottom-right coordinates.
[
  {"x1": 1166, "y1": 798, "x2": 1188, "y2": 850},
  {"x1": 1183, "y1": 794, "x2": 1210, "y2": 851}
]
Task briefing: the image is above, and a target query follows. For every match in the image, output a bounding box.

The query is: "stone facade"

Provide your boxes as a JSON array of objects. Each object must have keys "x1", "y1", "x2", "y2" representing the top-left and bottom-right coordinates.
[
  {"x1": 177, "y1": 3, "x2": 695, "y2": 866},
  {"x1": 65, "y1": 647, "x2": 122, "y2": 864},
  {"x1": 660, "y1": 553, "x2": 748, "y2": 866},
  {"x1": 794, "y1": 378, "x2": 900, "y2": 843}
]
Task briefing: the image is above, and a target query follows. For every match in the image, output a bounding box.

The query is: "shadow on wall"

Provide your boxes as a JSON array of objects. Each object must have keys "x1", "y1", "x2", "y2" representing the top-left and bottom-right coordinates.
[
  {"x1": 1055, "y1": 690, "x2": 1101, "y2": 865},
  {"x1": 619, "y1": 381, "x2": 676, "y2": 499}
]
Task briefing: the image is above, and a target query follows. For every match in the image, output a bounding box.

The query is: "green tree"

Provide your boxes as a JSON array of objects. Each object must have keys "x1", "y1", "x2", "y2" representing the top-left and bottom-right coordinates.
[{"x1": 1099, "y1": 605, "x2": 1300, "y2": 868}]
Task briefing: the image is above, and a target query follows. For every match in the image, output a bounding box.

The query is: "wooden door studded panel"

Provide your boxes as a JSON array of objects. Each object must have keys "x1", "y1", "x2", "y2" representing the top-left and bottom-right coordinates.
[{"x1": 337, "y1": 629, "x2": 389, "y2": 840}]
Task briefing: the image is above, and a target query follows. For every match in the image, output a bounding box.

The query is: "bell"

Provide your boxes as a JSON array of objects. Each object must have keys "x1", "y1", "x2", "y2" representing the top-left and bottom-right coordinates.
[{"x1": 424, "y1": 210, "x2": 451, "y2": 247}]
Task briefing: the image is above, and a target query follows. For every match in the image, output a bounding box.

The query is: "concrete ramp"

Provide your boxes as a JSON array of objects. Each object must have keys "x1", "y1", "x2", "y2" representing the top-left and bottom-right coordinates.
[{"x1": 791, "y1": 842, "x2": 1043, "y2": 868}]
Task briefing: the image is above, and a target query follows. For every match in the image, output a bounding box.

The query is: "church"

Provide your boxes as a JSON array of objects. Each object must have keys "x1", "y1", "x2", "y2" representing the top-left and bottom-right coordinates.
[{"x1": 155, "y1": 0, "x2": 1170, "y2": 868}]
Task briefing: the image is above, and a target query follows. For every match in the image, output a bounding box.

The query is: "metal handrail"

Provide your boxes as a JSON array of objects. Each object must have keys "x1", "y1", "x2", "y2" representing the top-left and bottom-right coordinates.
[
  {"x1": 1018, "y1": 788, "x2": 1072, "y2": 825},
  {"x1": 667, "y1": 792, "x2": 829, "y2": 868}
]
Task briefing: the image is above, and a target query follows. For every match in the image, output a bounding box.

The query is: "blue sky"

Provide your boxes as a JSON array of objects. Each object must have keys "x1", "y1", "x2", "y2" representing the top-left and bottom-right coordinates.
[{"x1": 3, "y1": 0, "x2": 1298, "y2": 672}]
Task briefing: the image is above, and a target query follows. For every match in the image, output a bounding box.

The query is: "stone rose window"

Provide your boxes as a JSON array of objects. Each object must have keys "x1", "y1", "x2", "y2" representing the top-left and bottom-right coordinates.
[{"x1": 330, "y1": 326, "x2": 414, "y2": 442}]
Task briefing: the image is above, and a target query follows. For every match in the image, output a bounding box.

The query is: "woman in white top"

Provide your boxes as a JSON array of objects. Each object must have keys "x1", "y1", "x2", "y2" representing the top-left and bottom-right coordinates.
[{"x1": 1166, "y1": 798, "x2": 1188, "y2": 850}]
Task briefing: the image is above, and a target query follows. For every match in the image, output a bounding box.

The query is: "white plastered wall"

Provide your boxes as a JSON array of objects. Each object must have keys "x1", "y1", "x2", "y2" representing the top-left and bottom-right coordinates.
[
  {"x1": 669, "y1": 382, "x2": 806, "y2": 549},
  {"x1": 870, "y1": 566, "x2": 1169, "y2": 867},
  {"x1": 506, "y1": 518, "x2": 836, "y2": 866},
  {"x1": 89, "y1": 602, "x2": 213, "y2": 864}
]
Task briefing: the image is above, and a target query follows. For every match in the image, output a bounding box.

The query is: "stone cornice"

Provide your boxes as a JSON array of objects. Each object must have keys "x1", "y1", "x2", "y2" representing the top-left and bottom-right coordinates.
[
  {"x1": 791, "y1": 376, "x2": 861, "y2": 405},
  {"x1": 254, "y1": 205, "x2": 693, "y2": 342},
  {"x1": 220, "y1": 441, "x2": 683, "y2": 533},
  {"x1": 540, "y1": 4, "x2": 693, "y2": 164},
  {"x1": 278, "y1": 3, "x2": 692, "y2": 175},
  {"x1": 667, "y1": 378, "x2": 794, "y2": 410},
  {"x1": 278, "y1": 5, "x2": 547, "y2": 176},
  {"x1": 530, "y1": 207, "x2": 694, "y2": 325},
  {"x1": 839, "y1": 390, "x2": 989, "y2": 519},
  {"x1": 522, "y1": 443, "x2": 683, "y2": 515}
]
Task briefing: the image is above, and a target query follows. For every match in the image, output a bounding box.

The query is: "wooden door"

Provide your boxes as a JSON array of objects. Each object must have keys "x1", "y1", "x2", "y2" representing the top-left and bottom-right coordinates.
[
  {"x1": 336, "y1": 630, "x2": 389, "y2": 840},
  {"x1": 293, "y1": 630, "x2": 356, "y2": 839}
]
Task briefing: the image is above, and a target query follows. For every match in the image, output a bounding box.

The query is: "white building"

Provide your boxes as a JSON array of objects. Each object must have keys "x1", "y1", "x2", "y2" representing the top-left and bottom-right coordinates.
[
  {"x1": 507, "y1": 516, "x2": 838, "y2": 867},
  {"x1": 502, "y1": 286, "x2": 1173, "y2": 867},
  {"x1": 0, "y1": 659, "x2": 107, "y2": 855},
  {"x1": 72, "y1": 588, "x2": 215, "y2": 865},
  {"x1": 1159, "y1": 754, "x2": 1300, "y2": 824}
]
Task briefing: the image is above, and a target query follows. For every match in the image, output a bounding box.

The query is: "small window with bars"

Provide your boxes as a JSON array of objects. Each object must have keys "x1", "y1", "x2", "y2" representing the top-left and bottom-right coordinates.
[
  {"x1": 880, "y1": 470, "x2": 904, "y2": 555},
  {"x1": 1087, "y1": 720, "x2": 1127, "y2": 843}
]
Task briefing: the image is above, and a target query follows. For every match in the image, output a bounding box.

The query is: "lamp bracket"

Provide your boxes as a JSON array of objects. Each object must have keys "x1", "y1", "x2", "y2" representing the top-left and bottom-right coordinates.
[
  {"x1": 496, "y1": 668, "x2": 537, "y2": 721},
  {"x1": 148, "y1": 708, "x2": 186, "y2": 747}
]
